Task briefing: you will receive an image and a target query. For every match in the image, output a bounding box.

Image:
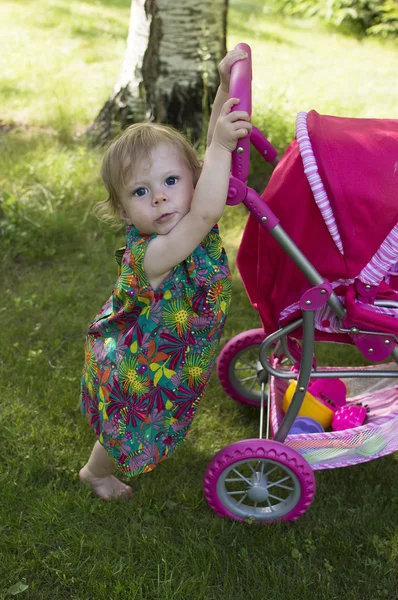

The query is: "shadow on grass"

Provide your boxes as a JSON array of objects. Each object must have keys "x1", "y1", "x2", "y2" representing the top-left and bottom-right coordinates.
[{"x1": 77, "y1": 431, "x2": 398, "y2": 539}]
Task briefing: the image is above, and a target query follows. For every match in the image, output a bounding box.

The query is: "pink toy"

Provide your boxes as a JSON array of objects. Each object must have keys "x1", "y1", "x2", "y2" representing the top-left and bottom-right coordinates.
[
  {"x1": 332, "y1": 403, "x2": 368, "y2": 431},
  {"x1": 306, "y1": 378, "x2": 347, "y2": 411},
  {"x1": 205, "y1": 42, "x2": 398, "y2": 526}
]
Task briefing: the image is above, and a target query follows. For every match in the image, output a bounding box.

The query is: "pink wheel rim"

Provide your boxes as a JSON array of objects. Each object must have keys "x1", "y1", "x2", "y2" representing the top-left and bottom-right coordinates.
[
  {"x1": 203, "y1": 439, "x2": 316, "y2": 523},
  {"x1": 217, "y1": 329, "x2": 267, "y2": 405}
]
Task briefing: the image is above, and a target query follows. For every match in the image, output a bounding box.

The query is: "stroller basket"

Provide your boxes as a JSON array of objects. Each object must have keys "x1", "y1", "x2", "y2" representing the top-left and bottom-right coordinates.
[{"x1": 270, "y1": 360, "x2": 398, "y2": 470}]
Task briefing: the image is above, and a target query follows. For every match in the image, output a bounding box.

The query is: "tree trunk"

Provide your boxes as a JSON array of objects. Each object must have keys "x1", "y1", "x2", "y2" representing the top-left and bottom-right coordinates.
[{"x1": 88, "y1": 0, "x2": 228, "y2": 146}]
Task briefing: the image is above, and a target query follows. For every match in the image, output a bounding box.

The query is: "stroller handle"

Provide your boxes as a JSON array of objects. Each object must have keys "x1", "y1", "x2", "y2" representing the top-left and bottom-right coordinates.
[{"x1": 230, "y1": 43, "x2": 252, "y2": 183}]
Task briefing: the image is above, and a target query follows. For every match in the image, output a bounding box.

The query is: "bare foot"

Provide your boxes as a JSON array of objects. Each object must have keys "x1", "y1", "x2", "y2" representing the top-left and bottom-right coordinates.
[{"x1": 79, "y1": 466, "x2": 133, "y2": 501}]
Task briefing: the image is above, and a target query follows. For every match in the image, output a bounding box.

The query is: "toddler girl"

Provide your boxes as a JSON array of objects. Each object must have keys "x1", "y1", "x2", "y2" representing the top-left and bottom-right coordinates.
[{"x1": 79, "y1": 48, "x2": 252, "y2": 500}]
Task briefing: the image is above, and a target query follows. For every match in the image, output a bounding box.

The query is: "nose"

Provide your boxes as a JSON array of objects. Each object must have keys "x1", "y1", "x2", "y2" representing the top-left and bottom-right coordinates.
[{"x1": 152, "y1": 190, "x2": 167, "y2": 206}]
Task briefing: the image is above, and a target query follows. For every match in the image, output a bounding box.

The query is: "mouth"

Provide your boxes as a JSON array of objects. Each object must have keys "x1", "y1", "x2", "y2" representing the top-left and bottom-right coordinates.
[{"x1": 156, "y1": 212, "x2": 175, "y2": 224}]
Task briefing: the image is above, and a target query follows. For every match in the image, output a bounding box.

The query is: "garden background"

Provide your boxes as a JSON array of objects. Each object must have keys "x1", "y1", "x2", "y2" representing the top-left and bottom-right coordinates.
[{"x1": 0, "y1": 0, "x2": 397, "y2": 598}]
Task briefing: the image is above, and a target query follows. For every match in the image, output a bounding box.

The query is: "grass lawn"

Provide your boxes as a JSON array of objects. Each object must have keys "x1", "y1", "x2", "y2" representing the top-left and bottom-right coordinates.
[{"x1": 1, "y1": 0, "x2": 398, "y2": 598}]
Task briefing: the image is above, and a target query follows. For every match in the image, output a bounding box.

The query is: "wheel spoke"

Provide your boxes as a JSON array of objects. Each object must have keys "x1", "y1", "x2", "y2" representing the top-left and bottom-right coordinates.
[
  {"x1": 238, "y1": 374, "x2": 258, "y2": 383},
  {"x1": 232, "y1": 468, "x2": 253, "y2": 486},
  {"x1": 268, "y1": 493, "x2": 287, "y2": 503},
  {"x1": 248, "y1": 463, "x2": 258, "y2": 476},
  {"x1": 227, "y1": 489, "x2": 248, "y2": 496},
  {"x1": 236, "y1": 359, "x2": 257, "y2": 369},
  {"x1": 237, "y1": 493, "x2": 248, "y2": 506},
  {"x1": 267, "y1": 475, "x2": 292, "y2": 490},
  {"x1": 266, "y1": 498, "x2": 274, "y2": 511},
  {"x1": 227, "y1": 345, "x2": 266, "y2": 402},
  {"x1": 248, "y1": 377, "x2": 259, "y2": 391},
  {"x1": 264, "y1": 465, "x2": 279, "y2": 477},
  {"x1": 273, "y1": 484, "x2": 294, "y2": 491}
]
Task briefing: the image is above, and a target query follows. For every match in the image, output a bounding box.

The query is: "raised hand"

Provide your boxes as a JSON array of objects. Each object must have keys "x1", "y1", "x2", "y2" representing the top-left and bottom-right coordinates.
[
  {"x1": 218, "y1": 47, "x2": 248, "y2": 93},
  {"x1": 212, "y1": 98, "x2": 252, "y2": 153}
]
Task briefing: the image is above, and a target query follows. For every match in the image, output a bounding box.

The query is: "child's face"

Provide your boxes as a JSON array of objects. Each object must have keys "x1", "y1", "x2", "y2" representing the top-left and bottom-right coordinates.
[{"x1": 119, "y1": 142, "x2": 194, "y2": 235}]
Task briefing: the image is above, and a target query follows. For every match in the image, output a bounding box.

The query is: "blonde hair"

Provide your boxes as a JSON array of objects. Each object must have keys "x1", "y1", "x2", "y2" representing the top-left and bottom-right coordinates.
[{"x1": 94, "y1": 122, "x2": 202, "y2": 227}]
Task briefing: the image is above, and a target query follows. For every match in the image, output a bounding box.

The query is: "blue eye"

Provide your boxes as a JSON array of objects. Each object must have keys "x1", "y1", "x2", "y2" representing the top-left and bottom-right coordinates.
[
  {"x1": 133, "y1": 187, "x2": 148, "y2": 197},
  {"x1": 165, "y1": 176, "x2": 178, "y2": 186}
]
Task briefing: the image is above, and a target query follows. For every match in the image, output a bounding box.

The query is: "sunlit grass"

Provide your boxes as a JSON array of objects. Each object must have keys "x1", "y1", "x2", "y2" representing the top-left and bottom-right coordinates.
[
  {"x1": 229, "y1": 3, "x2": 398, "y2": 120},
  {"x1": 0, "y1": 0, "x2": 130, "y2": 133}
]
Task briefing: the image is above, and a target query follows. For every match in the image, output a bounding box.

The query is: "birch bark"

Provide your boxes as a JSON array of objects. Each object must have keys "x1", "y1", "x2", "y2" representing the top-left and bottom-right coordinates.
[{"x1": 89, "y1": 0, "x2": 228, "y2": 145}]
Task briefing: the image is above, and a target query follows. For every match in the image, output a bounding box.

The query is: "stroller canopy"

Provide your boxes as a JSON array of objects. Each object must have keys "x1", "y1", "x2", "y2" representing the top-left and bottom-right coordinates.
[{"x1": 237, "y1": 111, "x2": 398, "y2": 334}]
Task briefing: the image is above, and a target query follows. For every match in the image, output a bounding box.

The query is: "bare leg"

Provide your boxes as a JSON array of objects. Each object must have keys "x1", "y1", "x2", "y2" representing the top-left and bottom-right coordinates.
[{"x1": 79, "y1": 441, "x2": 133, "y2": 500}]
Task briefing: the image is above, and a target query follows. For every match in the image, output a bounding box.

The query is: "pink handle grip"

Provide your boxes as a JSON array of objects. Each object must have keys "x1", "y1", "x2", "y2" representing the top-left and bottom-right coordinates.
[{"x1": 229, "y1": 43, "x2": 252, "y2": 182}]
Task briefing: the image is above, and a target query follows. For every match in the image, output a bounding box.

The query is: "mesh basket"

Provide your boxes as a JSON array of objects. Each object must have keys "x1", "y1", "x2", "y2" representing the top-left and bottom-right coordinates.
[{"x1": 270, "y1": 360, "x2": 398, "y2": 470}]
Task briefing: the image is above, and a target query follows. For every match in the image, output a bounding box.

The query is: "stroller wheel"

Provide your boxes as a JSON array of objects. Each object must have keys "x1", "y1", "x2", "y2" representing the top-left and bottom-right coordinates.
[
  {"x1": 217, "y1": 329, "x2": 268, "y2": 405},
  {"x1": 204, "y1": 439, "x2": 316, "y2": 524}
]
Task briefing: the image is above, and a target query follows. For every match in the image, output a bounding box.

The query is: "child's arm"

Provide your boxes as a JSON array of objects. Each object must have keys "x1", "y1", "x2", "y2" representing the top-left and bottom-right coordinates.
[
  {"x1": 144, "y1": 98, "x2": 252, "y2": 288},
  {"x1": 206, "y1": 47, "x2": 248, "y2": 148}
]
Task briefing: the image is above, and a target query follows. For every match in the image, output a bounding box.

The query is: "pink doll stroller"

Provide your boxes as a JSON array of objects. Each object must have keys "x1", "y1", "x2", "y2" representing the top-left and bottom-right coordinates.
[{"x1": 203, "y1": 43, "x2": 398, "y2": 524}]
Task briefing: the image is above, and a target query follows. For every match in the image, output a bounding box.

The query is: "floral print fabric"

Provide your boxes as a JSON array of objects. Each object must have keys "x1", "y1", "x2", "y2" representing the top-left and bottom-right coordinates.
[{"x1": 81, "y1": 224, "x2": 231, "y2": 477}]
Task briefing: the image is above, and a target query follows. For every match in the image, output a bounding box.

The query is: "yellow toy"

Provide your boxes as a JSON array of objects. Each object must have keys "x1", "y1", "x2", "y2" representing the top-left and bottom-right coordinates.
[{"x1": 282, "y1": 378, "x2": 347, "y2": 429}]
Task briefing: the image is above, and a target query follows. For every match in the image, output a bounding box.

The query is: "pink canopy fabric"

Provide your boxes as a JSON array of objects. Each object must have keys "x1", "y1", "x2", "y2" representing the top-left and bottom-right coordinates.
[
  {"x1": 237, "y1": 111, "x2": 398, "y2": 336},
  {"x1": 308, "y1": 111, "x2": 398, "y2": 271}
]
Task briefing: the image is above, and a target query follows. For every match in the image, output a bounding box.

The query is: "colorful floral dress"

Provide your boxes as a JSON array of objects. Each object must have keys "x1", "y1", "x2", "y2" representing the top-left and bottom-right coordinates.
[{"x1": 81, "y1": 224, "x2": 231, "y2": 477}]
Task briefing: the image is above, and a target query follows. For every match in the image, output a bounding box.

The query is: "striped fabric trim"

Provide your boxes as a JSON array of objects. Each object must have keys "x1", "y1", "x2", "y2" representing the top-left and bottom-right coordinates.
[
  {"x1": 279, "y1": 278, "x2": 353, "y2": 327},
  {"x1": 312, "y1": 297, "x2": 398, "y2": 333},
  {"x1": 279, "y1": 277, "x2": 398, "y2": 334},
  {"x1": 296, "y1": 112, "x2": 344, "y2": 254},
  {"x1": 359, "y1": 224, "x2": 398, "y2": 286}
]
